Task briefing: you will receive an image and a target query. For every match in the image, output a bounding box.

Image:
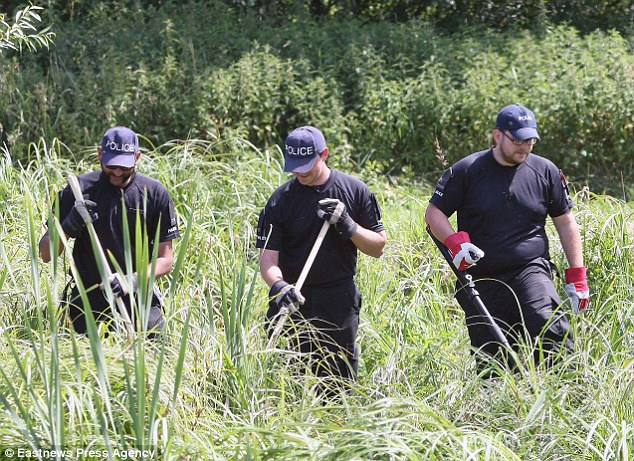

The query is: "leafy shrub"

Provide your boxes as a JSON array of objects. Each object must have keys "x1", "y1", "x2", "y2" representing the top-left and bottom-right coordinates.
[{"x1": 1, "y1": 2, "x2": 633, "y2": 188}]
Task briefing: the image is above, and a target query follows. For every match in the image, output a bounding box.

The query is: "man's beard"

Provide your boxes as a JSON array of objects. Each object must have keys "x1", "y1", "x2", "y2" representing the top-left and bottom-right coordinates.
[{"x1": 107, "y1": 170, "x2": 134, "y2": 185}]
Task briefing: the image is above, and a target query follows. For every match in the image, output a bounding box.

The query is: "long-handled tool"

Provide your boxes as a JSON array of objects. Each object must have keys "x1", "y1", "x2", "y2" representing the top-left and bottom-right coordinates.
[
  {"x1": 426, "y1": 226, "x2": 512, "y2": 352},
  {"x1": 266, "y1": 219, "x2": 331, "y2": 349},
  {"x1": 68, "y1": 174, "x2": 134, "y2": 337}
]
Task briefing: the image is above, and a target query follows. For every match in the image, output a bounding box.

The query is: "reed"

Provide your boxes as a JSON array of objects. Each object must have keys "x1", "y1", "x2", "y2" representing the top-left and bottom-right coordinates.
[{"x1": 0, "y1": 138, "x2": 632, "y2": 459}]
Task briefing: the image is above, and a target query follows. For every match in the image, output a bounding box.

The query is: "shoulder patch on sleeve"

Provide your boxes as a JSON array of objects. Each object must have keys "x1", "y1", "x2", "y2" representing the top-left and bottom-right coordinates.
[
  {"x1": 370, "y1": 194, "x2": 382, "y2": 222},
  {"x1": 256, "y1": 209, "x2": 271, "y2": 245},
  {"x1": 434, "y1": 167, "x2": 453, "y2": 197},
  {"x1": 559, "y1": 169, "x2": 571, "y2": 202}
]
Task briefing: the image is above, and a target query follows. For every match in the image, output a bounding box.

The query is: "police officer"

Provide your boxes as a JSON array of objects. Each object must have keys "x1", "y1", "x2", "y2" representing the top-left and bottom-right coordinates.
[
  {"x1": 425, "y1": 104, "x2": 589, "y2": 371},
  {"x1": 257, "y1": 125, "x2": 386, "y2": 384},
  {"x1": 39, "y1": 126, "x2": 180, "y2": 335}
]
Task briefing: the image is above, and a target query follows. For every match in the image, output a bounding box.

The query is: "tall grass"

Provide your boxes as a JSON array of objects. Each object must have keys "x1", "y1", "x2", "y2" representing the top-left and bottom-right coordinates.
[{"x1": 0, "y1": 137, "x2": 632, "y2": 459}]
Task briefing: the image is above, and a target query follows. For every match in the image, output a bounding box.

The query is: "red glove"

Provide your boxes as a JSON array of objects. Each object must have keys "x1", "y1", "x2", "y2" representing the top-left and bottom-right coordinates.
[
  {"x1": 444, "y1": 231, "x2": 484, "y2": 271},
  {"x1": 565, "y1": 266, "x2": 590, "y2": 313}
]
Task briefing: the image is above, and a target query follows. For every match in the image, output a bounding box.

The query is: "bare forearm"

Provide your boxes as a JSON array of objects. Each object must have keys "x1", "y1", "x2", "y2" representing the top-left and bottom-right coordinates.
[
  {"x1": 144, "y1": 241, "x2": 174, "y2": 279},
  {"x1": 147, "y1": 257, "x2": 173, "y2": 279},
  {"x1": 261, "y1": 266, "x2": 284, "y2": 288},
  {"x1": 38, "y1": 231, "x2": 64, "y2": 263},
  {"x1": 351, "y1": 228, "x2": 386, "y2": 258},
  {"x1": 259, "y1": 249, "x2": 283, "y2": 288},
  {"x1": 425, "y1": 203, "x2": 455, "y2": 242},
  {"x1": 553, "y1": 212, "x2": 585, "y2": 267}
]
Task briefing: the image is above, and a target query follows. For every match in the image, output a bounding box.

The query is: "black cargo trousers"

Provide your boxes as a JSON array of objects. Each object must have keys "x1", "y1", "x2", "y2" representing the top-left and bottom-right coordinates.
[
  {"x1": 456, "y1": 257, "x2": 574, "y2": 371},
  {"x1": 267, "y1": 278, "x2": 361, "y2": 381}
]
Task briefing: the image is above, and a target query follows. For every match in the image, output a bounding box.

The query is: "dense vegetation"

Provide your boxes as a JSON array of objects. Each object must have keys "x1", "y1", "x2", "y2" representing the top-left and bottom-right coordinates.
[
  {"x1": 1, "y1": 1, "x2": 633, "y2": 194},
  {"x1": 1, "y1": 140, "x2": 633, "y2": 459},
  {"x1": 1, "y1": 1, "x2": 633, "y2": 459},
  {"x1": 4, "y1": 0, "x2": 634, "y2": 34}
]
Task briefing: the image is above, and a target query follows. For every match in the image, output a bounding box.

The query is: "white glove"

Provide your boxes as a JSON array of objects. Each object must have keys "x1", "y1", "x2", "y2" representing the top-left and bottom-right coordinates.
[
  {"x1": 565, "y1": 267, "x2": 590, "y2": 313},
  {"x1": 445, "y1": 231, "x2": 484, "y2": 271}
]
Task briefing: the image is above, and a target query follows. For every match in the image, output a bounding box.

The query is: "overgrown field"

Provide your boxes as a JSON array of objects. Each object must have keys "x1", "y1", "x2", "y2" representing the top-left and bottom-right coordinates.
[{"x1": 0, "y1": 138, "x2": 632, "y2": 460}]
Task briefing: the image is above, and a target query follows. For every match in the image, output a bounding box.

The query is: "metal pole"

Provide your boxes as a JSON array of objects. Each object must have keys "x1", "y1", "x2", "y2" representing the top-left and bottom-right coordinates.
[{"x1": 426, "y1": 226, "x2": 511, "y2": 350}]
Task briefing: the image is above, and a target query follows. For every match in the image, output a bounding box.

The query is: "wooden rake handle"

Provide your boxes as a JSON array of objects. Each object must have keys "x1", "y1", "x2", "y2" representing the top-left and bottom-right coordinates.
[
  {"x1": 266, "y1": 219, "x2": 331, "y2": 349},
  {"x1": 68, "y1": 174, "x2": 134, "y2": 336}
]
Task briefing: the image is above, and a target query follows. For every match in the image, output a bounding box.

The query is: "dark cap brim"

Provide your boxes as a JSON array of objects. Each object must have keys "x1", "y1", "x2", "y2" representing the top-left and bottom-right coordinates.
[
  {"x1": 284, "y1": 155, "x2": 318, "y2": 174},
  {"x1": 103, "y1": 152, "x2": 136, "y2": 168},
  {"x1": 509, "y1": 127, "x2": 540, "y2": 141}
]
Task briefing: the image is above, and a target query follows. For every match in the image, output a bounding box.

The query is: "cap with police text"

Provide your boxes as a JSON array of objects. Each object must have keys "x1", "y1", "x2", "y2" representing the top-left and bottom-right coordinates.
[
  {"x1": 496, "y1": 104, "x2": 540, "y2": 140},
  {"x1": 283, "y1": 126, "x2": 327, "y2": 174},
  {"x1": 101, "y1": 126, "x2": 139, "y2": 168}
]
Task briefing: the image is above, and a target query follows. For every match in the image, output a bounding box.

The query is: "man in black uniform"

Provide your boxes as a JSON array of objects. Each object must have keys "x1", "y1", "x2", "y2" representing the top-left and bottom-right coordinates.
[
  {"x1": 257, "y1": 125, "x2": 386, "y2": 383},
  {"x1": 425, "y1": 104, "x2": 589, "y2": 371},
  {"x1": 39, "y1": 126, "x2": 180, "y2": 334}
]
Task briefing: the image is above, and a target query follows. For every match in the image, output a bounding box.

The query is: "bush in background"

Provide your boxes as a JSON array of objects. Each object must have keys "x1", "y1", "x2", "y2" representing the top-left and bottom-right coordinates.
[{"x1": 0, "y1": 1, "x2": 632, "y2": 191}]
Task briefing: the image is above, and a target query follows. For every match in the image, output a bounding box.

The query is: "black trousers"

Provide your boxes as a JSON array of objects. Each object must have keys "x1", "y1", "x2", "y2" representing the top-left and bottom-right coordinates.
[
  {"x1": 64, "y1": 283, "x2": 165, "y2": 335},
  {"x1": 267, "y1": 279, "x2": 361, "y2": 381},
  {"x1": 455, "y1": 258, "x2": 574, "y2": 369}
]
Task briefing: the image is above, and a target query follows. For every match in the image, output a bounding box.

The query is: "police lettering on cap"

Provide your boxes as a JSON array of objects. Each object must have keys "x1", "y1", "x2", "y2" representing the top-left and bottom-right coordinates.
[
  {"x1": 283, "y1": 126, "x2": 327, "y2": 174},
  {"x1": 101, "y1": 126, "x2": 139, "y2": 168},
  {"x1": 496, "y1": 104, "x2": 540, "y2": 141}
]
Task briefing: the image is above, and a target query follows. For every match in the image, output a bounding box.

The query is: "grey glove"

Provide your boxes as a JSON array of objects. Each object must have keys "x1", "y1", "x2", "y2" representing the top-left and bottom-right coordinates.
[
  {"x1": 317, "y1": 198, "x2": 358, "y2": 239},
  {"x1": 269, "y1": 280, "x2": 305, "y2": 313},
  {"x1": 101, "y1": 272, "x2": 138, "y2": 298},
  {"x1": 61, "y1": 198, "x2": 98, "y2": 238}
]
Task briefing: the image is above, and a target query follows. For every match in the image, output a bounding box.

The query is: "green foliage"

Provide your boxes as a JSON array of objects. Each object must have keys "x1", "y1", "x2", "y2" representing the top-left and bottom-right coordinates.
[
  {"x1": 221, "y1": 0, "x2": 634, "y2": 35},
  {"x1": 0, "y1": 4, "x2": 55, "y2": 53},
  {"x1": 195, "y1": 48, "x2": 349, "y2": 151},
  {"x1": 1, "y1": 2, "x2": 633, "y2": 191},
  {"x1": 1, "y1": 139, "x2": 633, "y2": 458}
]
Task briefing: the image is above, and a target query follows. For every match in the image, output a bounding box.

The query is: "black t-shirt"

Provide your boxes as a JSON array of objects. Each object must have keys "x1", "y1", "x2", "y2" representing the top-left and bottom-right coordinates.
[
  {"x1": 256, "y1": 169, "x2": 384, "y2": 287},
  {"x1": 56, "y1": 171, "x2": 180, "y2": 287},
  {"x1": 429, "y1": 149, "x2": 573, "y2": 275}
]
